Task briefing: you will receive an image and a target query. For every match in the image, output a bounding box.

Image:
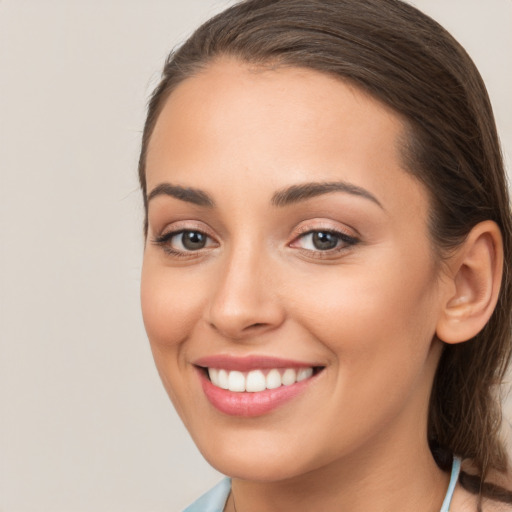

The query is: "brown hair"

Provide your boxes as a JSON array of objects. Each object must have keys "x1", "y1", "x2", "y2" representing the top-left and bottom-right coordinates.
[{"x1": 138, "y1": 0, "x2": 512, "y2": 504}]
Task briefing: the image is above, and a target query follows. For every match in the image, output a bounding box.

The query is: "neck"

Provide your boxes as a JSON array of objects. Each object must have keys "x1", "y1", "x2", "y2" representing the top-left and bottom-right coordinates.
[
  {"x1": 229, "y1": 438, "x2": 449, "y2": 512},
  {"x1": 227, "y1": 378, "x2": 449, "y2": 512},
  {"x1": 227, "y1": 341, "x2": 448, "y2": 512}
]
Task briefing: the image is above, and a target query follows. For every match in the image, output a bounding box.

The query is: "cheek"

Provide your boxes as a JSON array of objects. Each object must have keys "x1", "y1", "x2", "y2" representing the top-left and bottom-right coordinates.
[
  {"x1": 284, "y1": 264, "x2": 440, "y2": 453},
  {"x1": 287, "y1": 254, "x2": 440, "y2": 369},
  {"x1": 140, "y1": 259, "x2": 205, "y2": 353},
  {"x1": 140, "y1": 258, "x2": 208, "y2": 421}
]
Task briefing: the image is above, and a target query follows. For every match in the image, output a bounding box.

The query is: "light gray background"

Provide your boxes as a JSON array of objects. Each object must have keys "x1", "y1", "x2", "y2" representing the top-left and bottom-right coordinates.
[{"x1": 1, "y1": 1, "x2": 511, "y2": 511}]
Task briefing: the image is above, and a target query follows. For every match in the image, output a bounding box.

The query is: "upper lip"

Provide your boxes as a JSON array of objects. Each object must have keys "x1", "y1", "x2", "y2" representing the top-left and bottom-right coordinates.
[{"x1": 193, "y1": 355, "x2": 324, "y2": 372}]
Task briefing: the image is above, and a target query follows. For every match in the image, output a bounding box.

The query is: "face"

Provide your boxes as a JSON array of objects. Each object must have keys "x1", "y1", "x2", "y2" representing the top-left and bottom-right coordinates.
[{"x1": 141, "y1": 59, "x2": 446, "y2": 481}]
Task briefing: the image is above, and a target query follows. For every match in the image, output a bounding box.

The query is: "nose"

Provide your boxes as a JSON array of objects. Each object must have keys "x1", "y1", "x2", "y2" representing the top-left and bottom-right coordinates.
[{"x1": 205, "y1": 247, "x2": 286, "y2": 341}]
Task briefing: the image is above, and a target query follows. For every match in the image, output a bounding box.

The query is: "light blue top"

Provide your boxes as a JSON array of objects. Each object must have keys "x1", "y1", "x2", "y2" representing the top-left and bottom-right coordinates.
[
  {"x1": 183, "y1": 478, "x2": 231, "y2": 512},
  {"x1": 183, "y1": 457, "x2": 462, "y2": 512},
  {"x1": 440, "y1": 456, "x2": 462, "y2": 512}
]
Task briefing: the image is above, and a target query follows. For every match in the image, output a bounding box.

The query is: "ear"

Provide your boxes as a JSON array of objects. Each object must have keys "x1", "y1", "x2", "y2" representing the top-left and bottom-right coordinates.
[{"x1": 436, "y1": 221, "x2": 503, "y2": 344}]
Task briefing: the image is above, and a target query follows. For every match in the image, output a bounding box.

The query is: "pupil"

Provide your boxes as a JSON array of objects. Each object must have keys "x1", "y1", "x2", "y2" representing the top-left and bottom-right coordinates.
[
  {"x1": 312, "y1": 231, "x2": 338, "y2": 250},
  {"x1": 182, "y1": 231, "x2": 206, "y2": 250}
]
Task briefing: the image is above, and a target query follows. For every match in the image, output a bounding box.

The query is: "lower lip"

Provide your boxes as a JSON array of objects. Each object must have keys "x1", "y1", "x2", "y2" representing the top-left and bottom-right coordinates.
[{"x1": 198, "y1": 369, "x2": 319, "y2": 417}]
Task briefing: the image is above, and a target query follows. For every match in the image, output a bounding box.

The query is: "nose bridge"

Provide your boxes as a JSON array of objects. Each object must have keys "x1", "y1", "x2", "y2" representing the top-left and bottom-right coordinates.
[{"x1": 206, "y1": 238, "x2": 284, "y2": 339}]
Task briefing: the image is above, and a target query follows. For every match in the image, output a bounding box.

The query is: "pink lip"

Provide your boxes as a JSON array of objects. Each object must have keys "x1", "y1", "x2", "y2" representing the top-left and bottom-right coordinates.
[
  {"x1": 194, "y1": 355, "x2": 324, "y2": 417},
  {"x1": 193, "y1": 354, "x2": 319, "y2": 372}
]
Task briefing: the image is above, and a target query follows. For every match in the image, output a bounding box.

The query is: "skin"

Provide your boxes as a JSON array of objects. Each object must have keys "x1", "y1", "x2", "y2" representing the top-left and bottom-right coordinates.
[{"x1": 140, "y1": 58, "x2": 486, "y2": 511}]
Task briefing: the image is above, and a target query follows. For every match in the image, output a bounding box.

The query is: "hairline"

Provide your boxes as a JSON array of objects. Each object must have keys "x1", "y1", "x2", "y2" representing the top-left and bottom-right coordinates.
[{"x1": 141, "y1": 54, "x2": 445, "y2": 265}]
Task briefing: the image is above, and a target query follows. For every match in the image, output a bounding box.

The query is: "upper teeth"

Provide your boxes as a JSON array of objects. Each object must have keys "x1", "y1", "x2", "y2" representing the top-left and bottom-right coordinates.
[{"x1": 208, "y1": 367, "x2": 314, "y2": 393}]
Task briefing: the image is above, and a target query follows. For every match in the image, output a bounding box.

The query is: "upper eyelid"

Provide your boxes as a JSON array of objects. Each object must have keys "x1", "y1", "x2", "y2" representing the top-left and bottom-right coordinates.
[
  {"x1": 292, "y1": 220, "x2": 360, "y2": 239},
  {"x1": 154, "y1": 228, "x2": 217, "y2": 245},
  {"x1": 155, "y1": 221, "x2": 217, "y2": 239},
  {"x1": 291, "y1": 229, "x2": 359, "y2": 245},
  {"x1": 289, "y1": 221, "x2": 360, "y2": 249},
  {"x1": 151, "y1": 219, "x2": 360, "y2": 243},
  {"x1": 151, "y1": 229, "x2": 219, "y2": 257}
]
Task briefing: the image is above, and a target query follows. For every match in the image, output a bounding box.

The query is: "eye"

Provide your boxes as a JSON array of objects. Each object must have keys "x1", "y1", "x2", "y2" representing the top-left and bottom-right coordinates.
[
  {"x1": 152, "y1": 229, "x2": 217, "y2": 255},
  {"x1": 291, "y1": 229, "x2": 358, "y2": 252},
  {"x1": 174, "y1": 231, "x2": 209, "y2": 251}
]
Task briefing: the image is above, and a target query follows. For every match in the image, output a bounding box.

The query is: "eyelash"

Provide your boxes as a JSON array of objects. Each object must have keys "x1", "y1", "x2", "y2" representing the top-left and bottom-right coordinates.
[
  {"x1": 151, "y1": 227, "x2": 359, "y2": 258},
  {"x1": 290, "y1": 228, "x2": 359, "y2": 258},
  {"x1": 151, "y1": 229, "x2": 216, "y2": 258}
]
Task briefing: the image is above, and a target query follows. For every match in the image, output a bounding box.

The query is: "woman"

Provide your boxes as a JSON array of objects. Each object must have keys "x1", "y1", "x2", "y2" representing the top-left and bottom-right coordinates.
[{"x1": 139, "y1": 0, "x2": 512, "y2": 510}]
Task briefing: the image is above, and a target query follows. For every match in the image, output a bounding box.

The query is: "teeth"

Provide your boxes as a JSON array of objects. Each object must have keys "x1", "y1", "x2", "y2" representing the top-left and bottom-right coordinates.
[
  {"x1": 246, "y1": 370, "x2": 266, "y2": 392},
  {"x1": 282, "y1": 368, "x2": 296, "y2": 386},
  {"x1": 209, "y1": 368, "x2": 219, "y2": 385},
  {"x1": 266, "y1": 369, "x2": 282, "y2": 389},
  {"x1": 228, "y1": 370, "x2": 245, "y2": 392},
  {"x1": 297, "y1": 367, "x2": 313, "y2": 382},
  {"x1": 207, "y1": 367, "x2": 316, "y2": 392},
  {"x1": 218, "y1": 369, "x2": 229, "y2": 389}
]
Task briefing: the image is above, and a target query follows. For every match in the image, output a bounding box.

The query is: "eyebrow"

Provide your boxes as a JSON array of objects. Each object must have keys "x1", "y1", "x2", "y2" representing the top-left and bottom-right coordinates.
[
  {"x1": 147, "y1": 183, "x2": 215, "y2": 207},
  {"x1": 147, "y1": 180, "x2": 383, "y2": 210},
  {"x1": 271, "y1": 181, "x2": 383, "y2": 209}
]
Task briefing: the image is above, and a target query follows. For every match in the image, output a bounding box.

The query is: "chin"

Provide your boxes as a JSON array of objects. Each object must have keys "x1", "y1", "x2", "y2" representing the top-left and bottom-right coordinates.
[
  {"x1": 208, "y1": 454, "x2": 305, "y2": 482},
  {"x1": 195, "y1": 432, "x2": 324, "y2": 482}
]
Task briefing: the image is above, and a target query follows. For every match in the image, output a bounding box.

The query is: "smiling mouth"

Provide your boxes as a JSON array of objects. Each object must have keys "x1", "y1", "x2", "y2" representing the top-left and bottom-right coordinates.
[
  {"x1": 203, "y1": 366, "x2": 324, "y2": 393},
  {"x1": 196, "y1": 362, "x2": 325, "y2": 416}
]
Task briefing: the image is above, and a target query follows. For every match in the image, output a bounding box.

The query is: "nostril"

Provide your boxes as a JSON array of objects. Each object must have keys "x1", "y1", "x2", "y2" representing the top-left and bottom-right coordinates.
[
  {"x1": 243, "y1": 322, "x2": 271, "y2": 332},
  {"x1": 206, "y1": 294, "x2": 286, "y2": 339}
]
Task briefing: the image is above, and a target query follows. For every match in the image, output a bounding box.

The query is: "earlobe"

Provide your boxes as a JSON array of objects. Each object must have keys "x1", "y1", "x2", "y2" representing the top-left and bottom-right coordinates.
[{"x1": 436, "y1": 221, "x2": 503, "y2": 345}]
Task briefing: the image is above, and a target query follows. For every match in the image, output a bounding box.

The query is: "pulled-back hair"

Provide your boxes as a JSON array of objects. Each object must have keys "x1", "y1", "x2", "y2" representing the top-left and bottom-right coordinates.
[{"x1": 138, "y1": 0, "x2": 512, "y2": 504}]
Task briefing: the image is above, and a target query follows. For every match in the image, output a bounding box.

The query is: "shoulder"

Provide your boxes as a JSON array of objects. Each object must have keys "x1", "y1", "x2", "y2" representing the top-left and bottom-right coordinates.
[
  {"x1": 481, "y1": 502, "x2": 512, "y2": 512},
  {"x1": 451, "y1": 460, "x2": 512, "y2": 512},
  {"x1": 480, "y1": 465, "x2": 512, "y2": 512},
  {"x1": 451, "y1": 486, "x2": 512, "y2": 512}
]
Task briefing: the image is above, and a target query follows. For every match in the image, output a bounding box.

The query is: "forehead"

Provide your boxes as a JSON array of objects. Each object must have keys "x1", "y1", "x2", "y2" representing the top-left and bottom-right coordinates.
[{"x1": 146, "y1": 58, "x2": 427, "y2": 217}]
